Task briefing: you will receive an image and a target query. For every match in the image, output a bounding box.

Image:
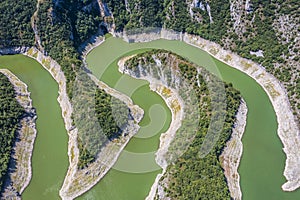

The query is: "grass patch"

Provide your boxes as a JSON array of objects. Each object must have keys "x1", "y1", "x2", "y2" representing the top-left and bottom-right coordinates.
[{"x1": 105, "y1": 33, "x2": 113, "y2": 39}]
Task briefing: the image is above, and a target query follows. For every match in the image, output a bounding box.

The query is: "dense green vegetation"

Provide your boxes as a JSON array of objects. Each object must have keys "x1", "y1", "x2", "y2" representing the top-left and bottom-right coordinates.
[
  {"x1": 165, "y1": 0, "x2": 231, "y2": 43},
  {"x1": 36, "y1": 0, "x2": 102, "y2": 98},
  {"x1": 125, "y1": 50, "x2": 241, "y2": 199},
  {"x1": 0, "y1": 0, "x2": 35, "y2": 48},
  {"x1": 95, "y1": 89, "x2": 129, "y2": 139},
  {"x1": 106, "y1": 0, "x2": 291, "y2": 68},
  {"x1": 0, "y1": 73, "x2": 25, "y2": 193},
  {"x1": 0, "y1": 0, "x2": 132, "y2": 170},
  {"x1": 71, "y1": 70, "x2": 130, "y2": 169},
  {"x1": 34, "y1": 0, "x2": 132, "y2": 169},
  {"x1": 231, "y1": 1, "x2": 286, "y2": 68},
  {"x1": 159, "y1": 83, "x2": 240, "y2": 199},
  {"x1": 104, "y1": 0, "x2": 230, "y2": 42},
  {"x1": 77, "y1": 87, "x2": 129, "y2": 169},
  {"x1": 105, "y1": 0, "x2": 164, "y2": 31}
]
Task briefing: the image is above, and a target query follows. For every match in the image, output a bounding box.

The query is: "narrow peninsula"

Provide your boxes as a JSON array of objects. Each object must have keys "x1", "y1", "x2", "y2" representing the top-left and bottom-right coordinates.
[{"x1": 0, "y1": 70, "x2": 37, "y2": 199}]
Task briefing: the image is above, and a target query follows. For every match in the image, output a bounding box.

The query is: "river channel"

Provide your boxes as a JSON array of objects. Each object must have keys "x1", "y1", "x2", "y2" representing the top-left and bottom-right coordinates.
[{"x1": 0, "y1": 37, "x2": 299, "y2": 199}]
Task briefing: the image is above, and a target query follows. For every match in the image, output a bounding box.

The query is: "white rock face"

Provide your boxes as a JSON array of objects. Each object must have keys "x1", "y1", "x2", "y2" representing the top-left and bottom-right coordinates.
[
  {"x1": 0, "y1": 47, "x2": 29, "y2": 55},
  {"x1": 220, "y1": 100, "x2": 248, "y2": 200},
  {"x1": 250, "y1": 49, "x2": 264, "y2": 57},
  {"x1": 229, "y1": 0, "x2": 254, "y2": 36},
  {"x1": 188, "y1": 0, "x2": 212, "y2": 23},
  {"x1": 273, "y1": 14, "x2": 300, "y2": 44},
  {"x1": 115, "y1": 28, "x2": 183, "y2": 42},
  {"x1": 206, "y1": 3, "x2": 213, "y2": 23}
]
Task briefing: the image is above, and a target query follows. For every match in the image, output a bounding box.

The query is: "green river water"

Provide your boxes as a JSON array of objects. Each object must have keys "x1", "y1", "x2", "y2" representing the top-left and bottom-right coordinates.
[
  {"x1": 0, "y1": 55, "x2": 68, "y2": 199},
  {"x1": 0, "y1": 37, "x2": 299, "y2": 200}
]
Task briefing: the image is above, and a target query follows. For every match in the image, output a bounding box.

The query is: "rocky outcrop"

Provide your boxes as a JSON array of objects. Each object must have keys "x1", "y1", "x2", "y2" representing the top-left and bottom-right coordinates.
[
  {"x1": 0, "y1": 47, "x2": 29, "y2": 55},
  {"x1": 0, "y1": 69, "x2": 37, "y2": 200},
  {"x1": 97, "y1": 0, "x2": 115, "y2": 32},
  {"x1": 229, "y1": 0, "x2": 254, "y2": 37},
  {"x1": 31, "y1": 0, "x2": 45, "y2": 53},
  {"x1": 114, "y1": 28, "x2": 183, "y2": 43},
  {"x1": 220, "y1": 99, "x2": 247, "y2": 200},
  {"x1": 79, "y1": 36, "x2": 104, "y2": 58},
  {"x1": 187, "y1": 0, "x2": 213, "y2": 23}
]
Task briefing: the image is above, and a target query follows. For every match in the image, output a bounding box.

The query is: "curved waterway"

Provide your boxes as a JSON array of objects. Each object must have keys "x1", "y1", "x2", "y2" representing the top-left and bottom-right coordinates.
[
  {"x1": 0, "y1": 37, "x2": 299, "y2": 200},
  {"x1": 0, "y1": 55, "x2": 68, "y2": 199},
  {"x1": 82, "y1": 37, "x2": 300, "y2": 200}
]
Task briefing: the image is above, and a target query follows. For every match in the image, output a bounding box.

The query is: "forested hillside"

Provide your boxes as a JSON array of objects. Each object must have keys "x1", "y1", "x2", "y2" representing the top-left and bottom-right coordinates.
[
  {"x1": 124, "y1": 50, "x2": 241, "y2": 199},
  {"x1": 35, "y1": 0, "x2": 103, "y2": 98},
  {"x1": 0, "y1": 73, "x2": 25, "y2": 193},
  {"x1": 34, "y1": 0, "x2": 131, "y2": 169},
  {"x1": 104, "y1": 0, "x2": 300, "y2": 124},
  {"x1": 73, "y1": 71, "x2": 129, "y2": 169},
  {"x1": 0, "y1": 0, "x2": 130, "y2": 170},
  {"x1": 0, "y1": 0, "x2": 36, "y2": 48},
  {"x1": 0, "y1": 0, "x2": 298, "y2": 198}
]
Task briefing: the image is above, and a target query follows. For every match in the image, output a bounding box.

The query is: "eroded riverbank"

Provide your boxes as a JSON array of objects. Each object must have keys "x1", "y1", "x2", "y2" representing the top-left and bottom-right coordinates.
[
  {"x1": 118, "y1": 56, "x2": 185, "y2": 200},
  {"x1": 182, "y1": 34, "x2": 300, "y2": 191},
  {"x1": 24, "y1": 47, "x2": 144, "y2": 199},
  {"x1": 115, "y1": 29, "x2": 300, "y2": 192},
  {"x1": 0, "y1": 69, "x2": 37, "y2": 199},
  {"x1": 220, "y1": 100, "x2": 248, "y2": 200},
  {"x1": 0, "y1": 54, "x2": 69, "y2": 199},
  {"x1": 83, "y1": 35, "x2": 300, "y2": 199}
]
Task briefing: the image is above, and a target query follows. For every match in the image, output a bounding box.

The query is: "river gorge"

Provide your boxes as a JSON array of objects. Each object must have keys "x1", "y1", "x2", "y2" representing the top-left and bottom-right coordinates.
[{"x1": 0, "y1": 36, "x2": 299, "y2": 200}]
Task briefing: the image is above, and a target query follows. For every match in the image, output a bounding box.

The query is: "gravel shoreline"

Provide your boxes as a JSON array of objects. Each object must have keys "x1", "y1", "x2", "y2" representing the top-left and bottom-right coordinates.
[{"x1": 0, "y1": 69, "x2": 37, "y2": 199}]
